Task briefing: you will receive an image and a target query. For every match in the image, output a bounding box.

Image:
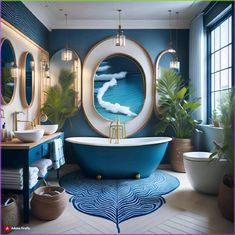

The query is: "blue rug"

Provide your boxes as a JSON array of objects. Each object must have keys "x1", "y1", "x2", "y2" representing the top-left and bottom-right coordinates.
[{"x1": 59, "y1": 170, "x2": 179, "y2": 233}]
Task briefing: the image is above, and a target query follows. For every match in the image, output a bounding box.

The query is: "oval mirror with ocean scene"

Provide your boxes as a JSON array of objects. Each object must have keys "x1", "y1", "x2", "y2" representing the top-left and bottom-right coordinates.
[
  {"x1": 1, "y1": 38, "x2": 17, "y2": 105},
  {"x1": 94, "y1": 55, "x2": 145, "y2": 122},
  {"x1": 20, "y1": 52, "x2": 35, "y2": 107}
]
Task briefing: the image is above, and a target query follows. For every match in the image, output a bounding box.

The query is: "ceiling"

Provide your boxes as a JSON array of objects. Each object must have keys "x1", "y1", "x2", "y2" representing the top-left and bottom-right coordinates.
[{"x1": 23, "y1": 1, "x2": 210, "y2": 31}]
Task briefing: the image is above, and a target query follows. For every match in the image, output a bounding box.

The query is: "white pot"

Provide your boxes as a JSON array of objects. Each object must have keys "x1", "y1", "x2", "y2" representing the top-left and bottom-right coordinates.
[{"x1": 183, "y1": 152, "x2": 229, "y2": 195}]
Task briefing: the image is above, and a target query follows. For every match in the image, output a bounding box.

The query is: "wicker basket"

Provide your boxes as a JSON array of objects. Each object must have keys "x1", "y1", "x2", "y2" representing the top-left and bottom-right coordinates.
[
  {"x1": 31, "y1": 186, "x2": 67, "y2": 220},
  {"x1": 1, "y1": 195, "x2": 20, "y2": 233}
]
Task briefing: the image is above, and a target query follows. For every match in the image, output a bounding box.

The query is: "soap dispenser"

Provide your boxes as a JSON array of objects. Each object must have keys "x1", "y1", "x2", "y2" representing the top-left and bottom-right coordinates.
[{"x1": 1, "y1": 122, "x2": 7, "y2": 142}]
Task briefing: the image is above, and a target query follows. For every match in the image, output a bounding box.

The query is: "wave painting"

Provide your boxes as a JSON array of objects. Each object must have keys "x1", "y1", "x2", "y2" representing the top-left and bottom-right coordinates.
[{"x1": 94, "y1": 56, "x2": 144, "y2": 122}]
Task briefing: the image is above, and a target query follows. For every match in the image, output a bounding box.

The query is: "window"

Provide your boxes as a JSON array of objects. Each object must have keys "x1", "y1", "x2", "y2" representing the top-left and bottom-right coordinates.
[{"x1": 208, "y1": 14, "x2": 232, "y2": 119}]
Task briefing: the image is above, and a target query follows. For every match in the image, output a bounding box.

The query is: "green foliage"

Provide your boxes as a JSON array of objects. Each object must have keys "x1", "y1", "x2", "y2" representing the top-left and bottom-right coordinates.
[
  {"x1": 155, "y1": 69, "x2": 201, "y2": 138},
  {"x1": 211, "y1": 109, "x2": 220, "y2": 127},
  {"x1": 1, "y1": 67, "x2": 14, "y2": 103},
  {"x1": 210, "y1": 90, "x2": 234, "y2": 166},
  {"x1": 41, "y1": 69, "x2": 77, "y2": 130}
]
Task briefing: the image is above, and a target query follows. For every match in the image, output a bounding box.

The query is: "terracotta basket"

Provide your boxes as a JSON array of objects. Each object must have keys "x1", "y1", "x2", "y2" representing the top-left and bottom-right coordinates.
[
  {"x1": 1, "y1": 195, "x2": 20, "y2": 234},
  {"x1": 170, "y1": 138, "x2": 193, "y2": 172},
  {"x1": 218, "y1": 178, "x2": 234, "y2": 221},
  {"x1": 31, "y1": 186, "x2": 67, "y2": 221}
]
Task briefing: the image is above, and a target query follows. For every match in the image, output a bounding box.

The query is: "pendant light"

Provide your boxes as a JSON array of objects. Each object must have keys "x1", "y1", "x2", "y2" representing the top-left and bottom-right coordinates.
[
  {"x1": 61, "y1": 13, "x2": 73, "y2": 61},
  {"x1": 114, "y1": 9, "x2": 126, "y2": 47},
  {"x1": 170, "y1": 11, "x2": 180, "y2": 71}
]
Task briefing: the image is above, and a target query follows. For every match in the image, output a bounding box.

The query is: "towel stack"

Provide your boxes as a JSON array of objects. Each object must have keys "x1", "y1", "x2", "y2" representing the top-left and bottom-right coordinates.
[
  {"x1": 2, "y1": 167, "x2": 39, "y2": 190},
  {"x1": 32, "y1": 159, "x2": 52, "y2": 178}
]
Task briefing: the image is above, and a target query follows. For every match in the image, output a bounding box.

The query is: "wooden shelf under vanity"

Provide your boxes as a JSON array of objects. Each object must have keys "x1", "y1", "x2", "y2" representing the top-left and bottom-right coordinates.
[{"x1": 1, "y1": 132, "x2": 64, "y2": 223}]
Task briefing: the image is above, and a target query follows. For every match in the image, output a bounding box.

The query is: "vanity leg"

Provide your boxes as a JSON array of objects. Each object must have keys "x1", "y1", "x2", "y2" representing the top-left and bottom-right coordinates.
[
  {"x1": 23, "y1": 191, "x2": 30, "y2": 223},
  {"x1": 23, "y1": 165, "x2": 30, "y2": 223}
]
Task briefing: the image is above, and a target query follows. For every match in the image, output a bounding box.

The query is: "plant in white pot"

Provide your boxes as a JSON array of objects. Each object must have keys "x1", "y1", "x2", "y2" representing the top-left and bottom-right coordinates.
[
  {"x1": 155, "y1": 69, "x2": 201, "y2": 172},
  {"x1": 210, "y1": 90, "x2": 234, "y2": 221}
]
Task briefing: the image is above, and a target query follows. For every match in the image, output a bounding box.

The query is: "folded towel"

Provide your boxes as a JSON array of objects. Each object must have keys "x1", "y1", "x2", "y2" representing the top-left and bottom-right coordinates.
[
  {"x1": 29, "y1": 178, "x2": 38, "y2": 189},
  {"x1": 31, "y1": 159, "x2": 52, "y2": 178},
  {"x1": 2, "y1": 168, "x2": 23, "y2": 174},
  {"x1": 50, "y1": 139, "x2": 65, "y2": 170},
  {"x1": 2, "y1": 178, "x2": 23, "y2": 184},
  {"x1": 29, "y1": 167, "x2": 39, "y2": 177}
]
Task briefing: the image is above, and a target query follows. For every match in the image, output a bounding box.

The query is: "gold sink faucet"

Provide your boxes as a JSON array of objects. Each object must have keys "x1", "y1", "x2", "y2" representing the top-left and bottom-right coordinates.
[
  {"x1": 13, "y1": 111, "x2": 33, "y2": 131},
  {"x1": 109, "y1": 119, "x2": 126, "y2": 144}
]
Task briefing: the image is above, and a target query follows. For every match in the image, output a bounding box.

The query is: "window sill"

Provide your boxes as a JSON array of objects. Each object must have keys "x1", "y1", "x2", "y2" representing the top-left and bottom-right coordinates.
[{"x1": 197, "y1": 124, "x2": 223, "y2": 130}]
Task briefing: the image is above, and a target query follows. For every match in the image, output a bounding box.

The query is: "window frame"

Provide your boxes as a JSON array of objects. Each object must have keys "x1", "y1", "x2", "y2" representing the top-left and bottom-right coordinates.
[{"x1": 207, "y1": 10, "x2": 233, "y2": 123}]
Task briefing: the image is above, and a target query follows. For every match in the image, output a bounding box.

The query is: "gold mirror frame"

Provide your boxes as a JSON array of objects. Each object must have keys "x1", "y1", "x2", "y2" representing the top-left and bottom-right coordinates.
[
  {"x1": 1, "y1": 38, "x2": 17, "y2": 105},
  {"x1": 20, "y1": 52, "x2": 35, "y2": 108},
  {"x1": 93, "y1": 53, "x2": 146, "y2": 123},
  {"x1": 154, "y1": 48, "x2": 176, "y2": 116},
  {"x1": 83, "y1": 37, "x2": 154, "y2": 137}
]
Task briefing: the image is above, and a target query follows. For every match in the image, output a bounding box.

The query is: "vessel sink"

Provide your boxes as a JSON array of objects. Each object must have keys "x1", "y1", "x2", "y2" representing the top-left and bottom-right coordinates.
[
  {"x1": 35, "y1": 124, "x2": 58, "y2": 135},
  {"x1": 14, "y1": 129, "x2": 44, "y2": 143}
]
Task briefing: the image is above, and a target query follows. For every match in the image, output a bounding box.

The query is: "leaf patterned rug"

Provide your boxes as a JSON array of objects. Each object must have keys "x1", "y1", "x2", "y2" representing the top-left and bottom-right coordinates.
[{"x1": 59, "y1": 170, "x2": 180, "y2": 233}]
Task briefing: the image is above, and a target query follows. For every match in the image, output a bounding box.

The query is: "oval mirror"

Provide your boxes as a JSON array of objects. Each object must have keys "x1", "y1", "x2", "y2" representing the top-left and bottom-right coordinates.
[
  {"x1": 154, "y1": 49, "x2": 177, "y2": 115},
  {"x1": 1, "y1": 38, "x2": 17, "y2": 105},
  {"x1": 50, "y1": 48, "x2": 81, "y2": 108},
  {"x1": 94, "y1": 54, "x2": 145, "y2": 122},
  {"x1": 20, "y1": 52, "x2": 35, "y2": 107}
]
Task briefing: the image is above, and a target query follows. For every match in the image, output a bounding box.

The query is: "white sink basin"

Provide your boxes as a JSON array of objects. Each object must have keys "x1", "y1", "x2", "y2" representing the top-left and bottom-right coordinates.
[
  {"x1": 14, "y1": 129, "x2": 44, "y2": 143},
  {"x1": 35, "y1": 124, "x2": 58, "y2": 135}
]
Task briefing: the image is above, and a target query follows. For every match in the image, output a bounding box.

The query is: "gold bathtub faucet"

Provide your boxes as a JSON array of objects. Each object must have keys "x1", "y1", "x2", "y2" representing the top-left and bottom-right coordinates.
[{"x1": 109, "y1": 119, "x2": 126, "y2": 144}]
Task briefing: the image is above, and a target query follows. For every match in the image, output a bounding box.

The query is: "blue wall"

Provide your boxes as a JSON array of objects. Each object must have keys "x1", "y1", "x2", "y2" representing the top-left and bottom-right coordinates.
[
  {"x1": 49, "y1": 29, "x2": 189, "y2": 163},
  {"x1": 1, "y1": 1, "x2": 49, "y2": 50}
]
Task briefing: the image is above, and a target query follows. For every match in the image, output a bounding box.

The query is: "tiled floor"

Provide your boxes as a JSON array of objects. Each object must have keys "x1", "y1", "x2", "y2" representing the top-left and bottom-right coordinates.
[{"x1": 13, "y1": 165, "x2": 234, "y2": 234}]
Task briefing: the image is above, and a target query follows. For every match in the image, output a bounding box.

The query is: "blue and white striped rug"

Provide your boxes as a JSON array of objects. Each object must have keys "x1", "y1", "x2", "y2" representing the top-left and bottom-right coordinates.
[{"x1": 59, "y1": 170, "x2": 179, "y2": 233}]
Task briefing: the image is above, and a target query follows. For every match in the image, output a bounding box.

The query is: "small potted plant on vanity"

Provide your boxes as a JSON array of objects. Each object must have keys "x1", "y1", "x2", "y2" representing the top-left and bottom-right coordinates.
[
  {"x1": 41, "y1": 69, "x2": 78, "y2": 130},
  {"x1": 155, "y1": 69, "x2": 201, "y2": 172},
  {"x1": 210, "y1": 90, "x2": 234, "y2": 221}
]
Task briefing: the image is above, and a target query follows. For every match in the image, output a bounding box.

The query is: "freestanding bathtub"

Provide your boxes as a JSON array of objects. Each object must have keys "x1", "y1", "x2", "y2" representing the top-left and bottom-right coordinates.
[{"x1": 66, "y1": 137, "x2": 172, "y2": 179}]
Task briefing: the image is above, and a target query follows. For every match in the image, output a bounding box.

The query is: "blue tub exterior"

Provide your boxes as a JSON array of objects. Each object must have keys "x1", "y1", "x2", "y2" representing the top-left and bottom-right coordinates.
[{"x1": 69, "y1": 140, "x2": 169, "y2": 179}]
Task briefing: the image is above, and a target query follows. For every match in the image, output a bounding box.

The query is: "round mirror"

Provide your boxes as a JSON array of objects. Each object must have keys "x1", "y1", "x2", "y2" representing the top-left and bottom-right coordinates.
[
  {"x1": 20, "y1": 52, "x2": 35, "y2": 107},
  {"x1": 1, "y1": 38, "x2": 17, "y2": 105},
  {"x1": 94, "y1": 55, "x2": 145, "y2": 122}
]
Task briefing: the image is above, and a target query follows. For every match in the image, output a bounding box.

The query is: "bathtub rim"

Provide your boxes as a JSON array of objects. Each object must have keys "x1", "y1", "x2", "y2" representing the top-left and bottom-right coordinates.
[{"x1": 66, "y1": 137, "x2": 172, "y2": 147}]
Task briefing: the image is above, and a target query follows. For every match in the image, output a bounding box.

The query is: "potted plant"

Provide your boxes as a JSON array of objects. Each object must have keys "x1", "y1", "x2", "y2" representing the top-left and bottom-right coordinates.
[
  {"x1": 155, "y1": 69, "x2": 201, "y2": 172},
  {"x1": 211, "y1": 109, "x2": 220, "y2": 127},
  {"x1": 41, "y1": 69, "x2": 78, "y2": 130},
  {"x1": 210, "y1": 90, "x2": 234, "y2": 221}
]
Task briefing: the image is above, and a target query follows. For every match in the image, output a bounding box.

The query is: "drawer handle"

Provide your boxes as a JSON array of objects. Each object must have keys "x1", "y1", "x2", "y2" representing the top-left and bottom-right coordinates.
[{"x1": 36, "y1": 151, "x2": 40, "y2": 155}]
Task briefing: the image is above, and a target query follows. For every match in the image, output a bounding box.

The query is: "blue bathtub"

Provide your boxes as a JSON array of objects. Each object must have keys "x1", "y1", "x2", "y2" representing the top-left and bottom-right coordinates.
[{"x1": 66, "y1": 137, "x2": 172, "y2": 179}]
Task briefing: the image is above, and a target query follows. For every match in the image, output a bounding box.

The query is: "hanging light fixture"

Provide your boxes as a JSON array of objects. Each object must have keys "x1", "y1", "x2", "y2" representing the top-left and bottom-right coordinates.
[
  {"x1": 61, "y1": 13, "x2": 73, "y2": 61},
  {"x1": 114, "y1": 9, "x2": 126, "y2": 47},
  {"x1": 169, "y1": 11, "x2": 180, "y2": 71},
  {"x1": 10, "y1": 62, "x2": 18, "y2": 78}
]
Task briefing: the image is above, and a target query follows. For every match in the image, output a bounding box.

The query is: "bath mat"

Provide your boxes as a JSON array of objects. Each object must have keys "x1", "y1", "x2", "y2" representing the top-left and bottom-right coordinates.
[{"x1": 59, "y1": 170, "x2": 179, "y2": 233}]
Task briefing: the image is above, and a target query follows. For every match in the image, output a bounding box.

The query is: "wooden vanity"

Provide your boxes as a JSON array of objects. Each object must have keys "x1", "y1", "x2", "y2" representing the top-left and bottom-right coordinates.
[{"x1": 1, "y1": 132, "x2": 64, "y2": 223}]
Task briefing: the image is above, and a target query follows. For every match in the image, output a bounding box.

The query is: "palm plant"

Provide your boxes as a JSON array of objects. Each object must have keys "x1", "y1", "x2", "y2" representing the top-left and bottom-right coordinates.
[
  {"x1": 41, "y1": 69, "x2": 77, "y2": 130},
  {"x1": 155, "y1": 69, "x2": 201, "y2": 138}
]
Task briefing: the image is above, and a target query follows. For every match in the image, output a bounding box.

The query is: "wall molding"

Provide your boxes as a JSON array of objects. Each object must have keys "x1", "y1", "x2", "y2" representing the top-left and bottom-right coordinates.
[{"x1": 51, "y1": 19, "x2": 190, "y2": 30}]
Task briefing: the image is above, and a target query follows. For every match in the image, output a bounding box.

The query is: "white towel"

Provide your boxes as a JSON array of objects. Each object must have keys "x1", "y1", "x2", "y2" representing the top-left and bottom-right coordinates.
[
  {"x1": 2, "y1": 168, "x2": 23, "y2": 174},
  {"x1": 31, "y1": 159, "x2": 52, "y2": 178},
  {"x1": 29, "y1": 167, "x2": 39, "y2": 178},
  {"x1": 50, "y1": 139, "x2": 65, "y2": 170}
]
